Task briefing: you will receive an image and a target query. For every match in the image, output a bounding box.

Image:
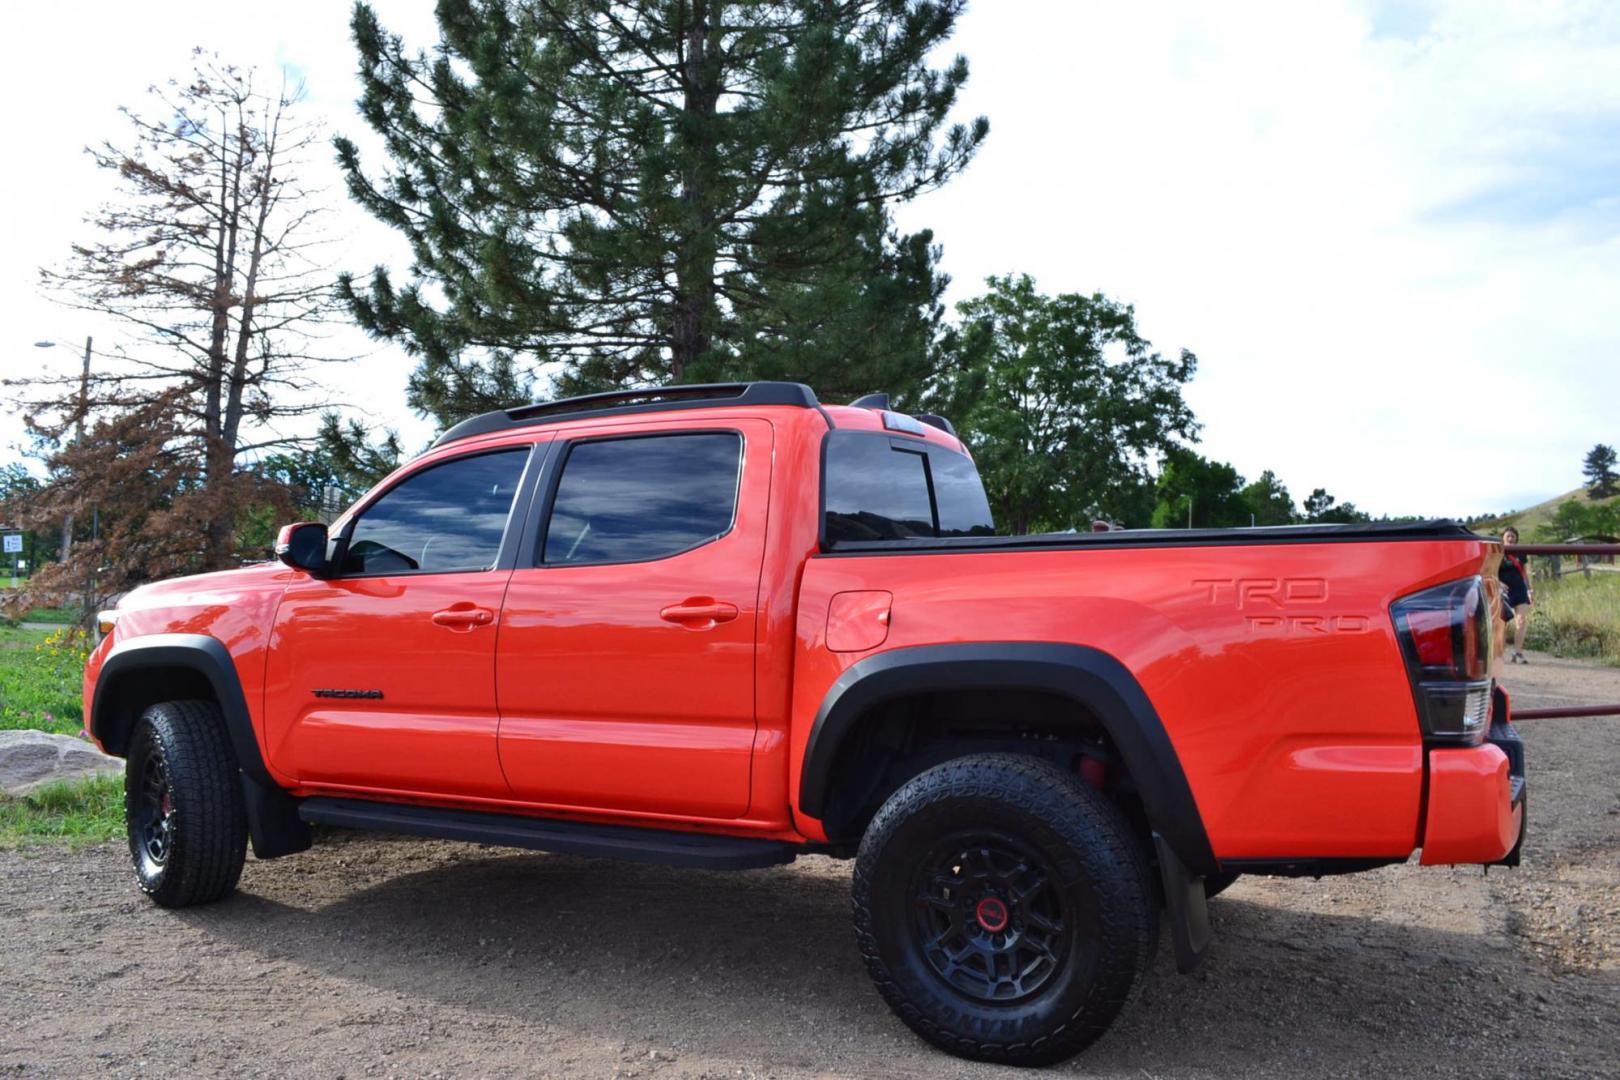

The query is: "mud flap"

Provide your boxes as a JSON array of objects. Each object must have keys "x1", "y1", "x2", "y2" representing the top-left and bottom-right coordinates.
[
  {"x1": 240, "y1": 772, "x2": 312, "y2": 859},
  {"x1": 1154, "y1": 832, "x2": 1212, "y2": 973}
]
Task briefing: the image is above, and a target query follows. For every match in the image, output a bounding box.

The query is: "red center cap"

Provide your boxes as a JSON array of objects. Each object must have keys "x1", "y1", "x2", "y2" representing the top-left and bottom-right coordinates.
[{"x1": 974, "y1": 896, "x2": 1010, "y2": 933}]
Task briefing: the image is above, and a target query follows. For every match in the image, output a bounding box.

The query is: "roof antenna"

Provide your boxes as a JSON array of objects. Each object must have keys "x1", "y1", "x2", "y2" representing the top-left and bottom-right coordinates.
[{"x1": 849, "y1": 393, "x2": 890, "y2": 410}]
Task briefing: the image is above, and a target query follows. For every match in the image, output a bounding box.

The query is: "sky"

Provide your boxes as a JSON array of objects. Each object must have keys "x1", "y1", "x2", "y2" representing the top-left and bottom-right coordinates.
[{"x1": 2, "y1": 0, "x2": 1617, "y2": 518}]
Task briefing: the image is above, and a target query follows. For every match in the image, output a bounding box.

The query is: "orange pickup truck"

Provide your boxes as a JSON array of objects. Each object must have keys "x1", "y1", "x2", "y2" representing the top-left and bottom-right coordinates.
[{"x1": 84, "y1": 382, "x2": 1524, "y2": 1065}]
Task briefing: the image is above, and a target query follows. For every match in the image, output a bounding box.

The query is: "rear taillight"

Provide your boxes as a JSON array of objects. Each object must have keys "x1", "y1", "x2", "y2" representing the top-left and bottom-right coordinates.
[{"x1": 1392, "y1": 577, "x2": 1492, "y2": 743}]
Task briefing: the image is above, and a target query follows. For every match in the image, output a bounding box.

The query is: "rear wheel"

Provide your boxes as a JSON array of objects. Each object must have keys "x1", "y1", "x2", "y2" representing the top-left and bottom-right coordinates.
[
  {"x1": 852, "y1": 753, "x2": 1155, "y2": 1066},
  {"x1": 125, "y1": 700, "x2": 248, "y2": 908}
]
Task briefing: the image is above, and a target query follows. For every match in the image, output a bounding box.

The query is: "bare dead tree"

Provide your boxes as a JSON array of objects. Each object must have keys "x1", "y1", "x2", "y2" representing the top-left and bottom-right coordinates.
[{"x1": 7, "y1": 51, "x2": 344, "y2": 605}]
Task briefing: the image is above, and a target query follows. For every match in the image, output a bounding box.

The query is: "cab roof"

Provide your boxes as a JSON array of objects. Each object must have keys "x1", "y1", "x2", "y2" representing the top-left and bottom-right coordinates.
[{"x1": 432, "y1": 381, "x2": 965, "y2": 453}]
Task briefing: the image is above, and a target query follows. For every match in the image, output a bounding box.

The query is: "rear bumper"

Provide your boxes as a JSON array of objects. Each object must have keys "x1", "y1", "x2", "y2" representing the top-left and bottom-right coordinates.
[{"x1": 1420, "y1": 687, "x2": 1526, "y2": 866}]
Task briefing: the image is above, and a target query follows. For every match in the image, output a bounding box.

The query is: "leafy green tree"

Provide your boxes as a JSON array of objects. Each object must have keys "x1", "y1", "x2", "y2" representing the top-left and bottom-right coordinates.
[
  {"x1": 928, "y1": 275, "x2": 1198, "y2": 534},
  {"x1": 1537, "y1": 498, "x2": 1620, "y2": 542},
  {"x1": 338, "y1": 0, "x2": 988, "y2": 426},
  {"x1": 1150, "y1": 448, "x2": 1248, "y2": 529},
  {"x1": 1584, "y1": 443, "x2": 1618, "y2": 498},
  {"x1": 1239, "y1": 469, "x2": 1295, "y2": 526},
  {"x1": 1301, "y1": 487, "x2": 1370, "y2": 524}
]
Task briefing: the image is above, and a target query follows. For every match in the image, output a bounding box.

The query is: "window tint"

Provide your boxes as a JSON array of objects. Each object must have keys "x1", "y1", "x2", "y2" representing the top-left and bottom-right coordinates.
[
  {"x1": 824, "y1": 438, "x2": 935, "y2": 540},
  {"x1": 341, "y1": 448, "x2": 528, "y2": 575},
  {"x1": 823, "y1": 432, "x2": 995, "y2": 543},
  {"x1": 543, "y1": 433, "x2": 741, "y2": 565},
  {"x1": 929, "y1": 446, "x2": 997, "y2": 537}
]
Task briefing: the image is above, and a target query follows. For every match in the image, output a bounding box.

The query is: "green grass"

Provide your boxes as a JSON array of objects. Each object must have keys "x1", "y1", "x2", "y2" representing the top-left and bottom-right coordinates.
[
  {"x1": 21, "y1": 606, "x2": 80, "y2": 625},
  {"x1": 1524, "y1": 571, "x2": 1620, "y2": 665},
  {"x1": 0, "y1": 625, "x2": 88, "y2": 736},
  {"x1": 0, "y1": 774, "x2": 125, "y2": 848}
]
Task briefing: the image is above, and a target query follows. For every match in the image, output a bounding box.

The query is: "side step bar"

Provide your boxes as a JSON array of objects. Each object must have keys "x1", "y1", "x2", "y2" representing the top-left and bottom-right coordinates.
[{"x1": 298, "y1": 797, "x2": 799, "y2": 871}]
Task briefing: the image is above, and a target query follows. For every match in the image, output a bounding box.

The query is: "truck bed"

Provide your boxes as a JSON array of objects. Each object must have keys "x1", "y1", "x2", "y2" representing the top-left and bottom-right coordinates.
[{"x1": 823, "y1": 519, "x2": 1478, "y2": 554}]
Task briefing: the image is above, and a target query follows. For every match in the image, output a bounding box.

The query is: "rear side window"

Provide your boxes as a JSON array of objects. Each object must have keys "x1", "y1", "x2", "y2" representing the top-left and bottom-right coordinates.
[
  {"x1": 542, "y1": 432, "x2": 742, "y2": 564},
  {"x1": 341, "y1": 448, "x2": 529, "y2": 575},
  {"x1": 823, "y1": 432, "x2": 996, "y2": 543}
]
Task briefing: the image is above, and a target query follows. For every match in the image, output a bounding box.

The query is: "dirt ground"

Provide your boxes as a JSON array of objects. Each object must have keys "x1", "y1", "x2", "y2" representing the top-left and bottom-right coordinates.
[{"x1": 2, "y1": 653, "x2": 1616, "y2": 1079}]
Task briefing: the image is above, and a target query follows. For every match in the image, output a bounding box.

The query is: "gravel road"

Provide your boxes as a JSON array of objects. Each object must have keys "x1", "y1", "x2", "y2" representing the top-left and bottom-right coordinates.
[{"x1": 1, "y1": 652, "x2": 1616, "y2": 1078}]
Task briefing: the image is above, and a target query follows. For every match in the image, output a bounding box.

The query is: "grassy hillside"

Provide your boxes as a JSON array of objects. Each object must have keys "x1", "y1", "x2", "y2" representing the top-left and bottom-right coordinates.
[{"x1": 1480, "y1": 485, "x2": 1619, "y2": 537}]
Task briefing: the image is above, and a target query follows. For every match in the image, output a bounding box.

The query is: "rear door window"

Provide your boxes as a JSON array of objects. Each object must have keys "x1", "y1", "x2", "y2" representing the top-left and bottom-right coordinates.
[{"x1": 542, "y1": 432, "x2": 742, "y2": 565}]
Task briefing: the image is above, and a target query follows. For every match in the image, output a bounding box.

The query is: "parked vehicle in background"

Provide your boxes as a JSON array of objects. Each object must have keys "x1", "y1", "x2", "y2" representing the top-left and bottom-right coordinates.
[{"x1": 85, "y1": 383, "x2": 1525, "y2": 1066}]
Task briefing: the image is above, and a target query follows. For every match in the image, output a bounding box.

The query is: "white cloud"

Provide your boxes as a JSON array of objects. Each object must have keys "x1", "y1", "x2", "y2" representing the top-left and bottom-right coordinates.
[{"x1": 3, "y1": 1, "x2": 1616, "y2": 518}]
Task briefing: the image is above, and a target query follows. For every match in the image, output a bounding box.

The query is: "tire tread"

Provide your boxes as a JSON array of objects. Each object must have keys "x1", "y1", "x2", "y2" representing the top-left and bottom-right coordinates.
[{"x1": 127, "y1": 700, "x2": 248, "y2": 907}]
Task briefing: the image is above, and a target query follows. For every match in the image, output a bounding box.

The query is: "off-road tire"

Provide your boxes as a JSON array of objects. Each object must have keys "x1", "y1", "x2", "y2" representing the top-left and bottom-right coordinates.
[
  {"x1": 1203, "y1": 871, "x2": 1240, "y2": 899},
  {"x1": 852, "y1": 753, "x2": 1155, "y2": 1067},
  {"x1": 125, "y1": 700, "x2": 248, "y2": 907}
]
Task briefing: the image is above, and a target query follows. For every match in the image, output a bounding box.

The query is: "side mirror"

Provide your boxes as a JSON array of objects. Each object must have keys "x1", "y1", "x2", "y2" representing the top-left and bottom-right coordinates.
[{"x1": 275, "y1": 522, "x2": 331, "y2": 576}]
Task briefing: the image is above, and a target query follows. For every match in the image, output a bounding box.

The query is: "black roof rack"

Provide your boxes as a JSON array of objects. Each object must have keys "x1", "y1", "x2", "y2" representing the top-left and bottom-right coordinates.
[{"x1": 433, "y1": 381, "x2": 820, "y2": 447}]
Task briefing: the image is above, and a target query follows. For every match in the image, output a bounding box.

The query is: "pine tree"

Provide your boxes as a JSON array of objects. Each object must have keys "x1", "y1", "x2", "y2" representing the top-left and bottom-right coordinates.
[
  {"x1": 1583, "y1": 443, "x2": 1618, "y2": 498},
  {"x1": 336, "y1": 0, "x2": 987, "y2": 425}
]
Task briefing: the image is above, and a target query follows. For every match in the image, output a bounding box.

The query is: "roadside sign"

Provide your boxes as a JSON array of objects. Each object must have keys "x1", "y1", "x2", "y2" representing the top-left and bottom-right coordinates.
[{"x1": 2, "y1": 534, "x2": 21, "y2": 554}]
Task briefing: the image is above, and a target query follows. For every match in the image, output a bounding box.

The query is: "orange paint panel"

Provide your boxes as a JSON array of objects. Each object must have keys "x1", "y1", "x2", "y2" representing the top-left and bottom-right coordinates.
[
  {"x1": 1420, "y1": 745, "x2": 1521, "y2": 865},
  {"x1": 791, "y1": 536, "x2": 1496, "y2": 857},
  {"x1": 265, "y1": 570, "x2": 514, "y2": 798}
]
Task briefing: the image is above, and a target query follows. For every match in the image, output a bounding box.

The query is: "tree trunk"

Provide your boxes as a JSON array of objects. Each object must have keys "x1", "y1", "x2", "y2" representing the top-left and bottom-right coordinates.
[{"x1": 671, "y1": 0, "x2": 721, "y2": 379}]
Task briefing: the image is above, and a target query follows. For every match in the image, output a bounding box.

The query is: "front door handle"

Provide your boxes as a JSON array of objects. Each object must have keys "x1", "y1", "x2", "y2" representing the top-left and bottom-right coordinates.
[
  {"x1": 431, "y1": 604, "x2": 494, "y2": 630},
  {"x1": 659, "y1": 597, "x2": 739, "y2": 629}
]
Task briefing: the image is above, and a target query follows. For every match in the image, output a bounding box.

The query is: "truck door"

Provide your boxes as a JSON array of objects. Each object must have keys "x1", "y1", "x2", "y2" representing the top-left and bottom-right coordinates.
[
  {"x1": 495, "y1": 420, "x2": 772, "y2": 819},
  {"x1": 263, "y1": 442, "x2": 541, "y2": 798}
]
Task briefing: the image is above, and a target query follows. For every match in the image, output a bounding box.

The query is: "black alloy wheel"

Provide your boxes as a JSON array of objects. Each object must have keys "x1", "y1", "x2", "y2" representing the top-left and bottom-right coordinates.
[
  {"x1": 133, "y1": 746, "x2": 175, "y2": 878},
  {"x1": 910, "y1": 832, "x2": 1075, "y2": 1003}
]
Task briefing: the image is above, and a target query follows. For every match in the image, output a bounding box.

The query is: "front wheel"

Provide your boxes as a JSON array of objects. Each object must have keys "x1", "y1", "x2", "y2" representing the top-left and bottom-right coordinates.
[
  {"x1": 126, "y1": 700, "x2": 248, "y2": 908},
  {"x1": 852, "y1": 753, "x2": 1155, "y2": 1067}
]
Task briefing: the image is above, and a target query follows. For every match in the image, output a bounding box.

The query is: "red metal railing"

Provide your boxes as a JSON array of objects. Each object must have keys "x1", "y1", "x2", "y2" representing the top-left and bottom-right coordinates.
[
  {"x1": 1512, "y1": 705, "x2": 1620, "y2": 720},
  {"x1": 1505, "y1": 543, "x2": 1620, "y2": 557}
]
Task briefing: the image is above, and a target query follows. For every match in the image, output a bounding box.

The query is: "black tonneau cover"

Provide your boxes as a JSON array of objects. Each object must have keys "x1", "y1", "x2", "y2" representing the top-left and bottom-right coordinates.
[{"x1": 824, "y1": 519, "x2": 1481, "y2": 555}]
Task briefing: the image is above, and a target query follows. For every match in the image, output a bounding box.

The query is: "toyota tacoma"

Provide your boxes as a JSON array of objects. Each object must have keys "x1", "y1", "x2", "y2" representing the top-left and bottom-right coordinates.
[{"x1": 84, "y1": 381, "x2": 1525, "y2": 1066}]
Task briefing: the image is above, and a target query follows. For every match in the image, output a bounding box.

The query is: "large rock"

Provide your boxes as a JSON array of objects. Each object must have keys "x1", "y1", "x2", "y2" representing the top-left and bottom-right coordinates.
[{"x1": 0, "y1": 730, "x2": 125, "y2": 797}]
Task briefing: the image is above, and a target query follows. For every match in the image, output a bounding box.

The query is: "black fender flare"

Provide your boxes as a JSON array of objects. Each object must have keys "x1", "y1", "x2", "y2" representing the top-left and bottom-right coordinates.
[
  {"x1": 91, "y1": 633, "x2": 310, "y2": 858},
  {"x1": 798, "y1": 642, "x2": 1218, "y2": 875},
  {"x1": 93, "y1": 634, "x2": 271, "y2": 783}
]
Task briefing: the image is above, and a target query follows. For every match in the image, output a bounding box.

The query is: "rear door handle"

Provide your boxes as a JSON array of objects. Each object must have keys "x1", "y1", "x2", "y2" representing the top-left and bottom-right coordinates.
[
  {"x1": 659, "y1": 598, "x2": 739, "y2": 629},
  {"x1": 432, "y1": 605, "x2": 494, "y2": 630}
]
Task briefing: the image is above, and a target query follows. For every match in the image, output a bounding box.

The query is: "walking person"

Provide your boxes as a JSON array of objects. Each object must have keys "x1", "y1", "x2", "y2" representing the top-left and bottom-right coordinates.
[{"x1": 1500, "y1": 527, "x2": 1533, "y2": 663}]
